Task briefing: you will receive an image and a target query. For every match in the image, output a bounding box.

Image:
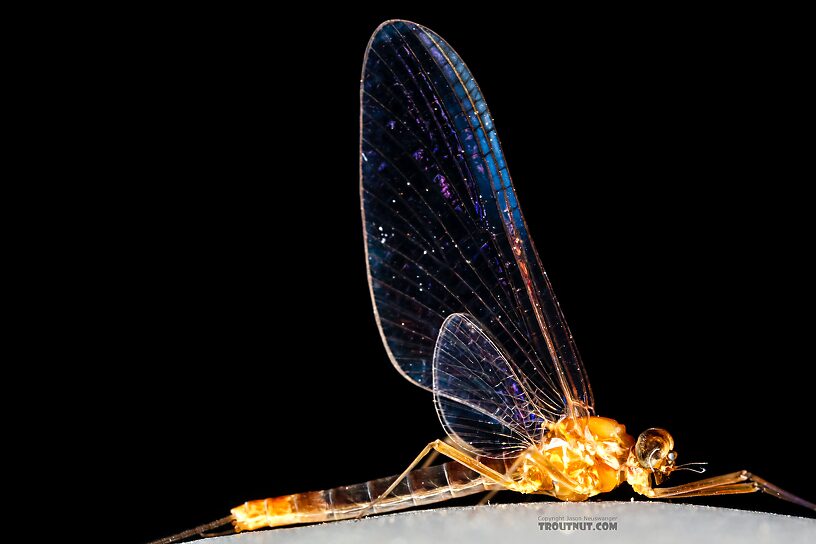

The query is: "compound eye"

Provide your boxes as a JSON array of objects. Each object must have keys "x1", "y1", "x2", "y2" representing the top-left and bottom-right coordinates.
[{"x1": 635, "y1": 428, "x2": 674, "y2": 469}]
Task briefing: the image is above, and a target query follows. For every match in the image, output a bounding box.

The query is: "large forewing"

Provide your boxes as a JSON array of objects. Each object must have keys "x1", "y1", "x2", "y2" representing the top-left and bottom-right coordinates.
[{"x1": 361, "y1": 20, "x2": 593, "y2": 420}]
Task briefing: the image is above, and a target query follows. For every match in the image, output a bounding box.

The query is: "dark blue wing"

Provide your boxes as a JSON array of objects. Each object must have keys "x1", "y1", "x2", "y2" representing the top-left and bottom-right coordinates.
[{"x1": 360, "y1": 20, "x2": 593, "y2": 443}]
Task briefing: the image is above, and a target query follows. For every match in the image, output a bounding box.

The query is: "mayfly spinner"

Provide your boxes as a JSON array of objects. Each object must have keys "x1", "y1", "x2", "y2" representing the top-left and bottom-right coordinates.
[{"x1": 151, "y1": 19, "x2": 815, "y2": 544}]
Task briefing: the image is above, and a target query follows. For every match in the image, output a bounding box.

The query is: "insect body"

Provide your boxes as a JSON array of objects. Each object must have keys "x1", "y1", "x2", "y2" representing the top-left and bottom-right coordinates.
[
  {"x1": 151, "y1": 18, "x2": 814, "y2": 544},
  {"x1": 229, "y1": 415, "x2": 634, "y2": 531},
  {"x1": 229, "y1": 413, "x2": 810, "y2": 533}
]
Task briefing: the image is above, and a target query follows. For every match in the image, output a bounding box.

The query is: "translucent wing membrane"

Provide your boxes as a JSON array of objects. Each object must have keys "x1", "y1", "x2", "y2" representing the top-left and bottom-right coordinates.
[
  {"x1": 361, "y1": 20, "x2": 593, "y2": 450},
  {"x1": 433, "y1": 313, "x2": 547, "y2": 457}
]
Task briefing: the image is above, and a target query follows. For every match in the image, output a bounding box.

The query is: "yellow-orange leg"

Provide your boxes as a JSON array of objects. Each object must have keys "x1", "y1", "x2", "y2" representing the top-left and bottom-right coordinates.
[
  {"x1": 419, "y1": 436, "x2": 462, "y2": 469},
  {"x1": 357, "y1": 439, "x2": 516, "y2": 519},
  {"x1": 477, "y1": 454, "x2": 529, "y2": 506},
  {"x1": 648, "y1": 470, "x2": 816, "y2": 510},
  {"x1": 361, "y1": 441, "x2": 581, "y2": 518}
]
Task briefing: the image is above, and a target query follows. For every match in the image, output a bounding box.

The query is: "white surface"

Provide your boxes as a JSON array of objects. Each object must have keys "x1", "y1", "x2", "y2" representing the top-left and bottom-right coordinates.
[{"x1": 200, "y1": 502, "x2": 815, "y2": 544}]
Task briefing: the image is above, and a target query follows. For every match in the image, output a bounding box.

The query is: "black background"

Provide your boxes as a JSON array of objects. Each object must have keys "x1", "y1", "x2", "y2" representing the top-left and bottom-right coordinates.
[{"x1": 76, "y1": 9, "x2": 813, "y2": 543}]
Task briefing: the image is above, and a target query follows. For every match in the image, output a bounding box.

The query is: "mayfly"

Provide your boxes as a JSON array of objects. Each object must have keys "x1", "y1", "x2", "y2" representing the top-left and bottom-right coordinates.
[{"x1": 151, "y1": 19, "x2": 815, "y2": 544}]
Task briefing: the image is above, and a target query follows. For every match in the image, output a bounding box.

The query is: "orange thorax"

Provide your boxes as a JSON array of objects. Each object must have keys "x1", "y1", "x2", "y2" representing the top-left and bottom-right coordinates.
[{"x1": 522, "y1": 416, "x2": 634, "y2": 500}]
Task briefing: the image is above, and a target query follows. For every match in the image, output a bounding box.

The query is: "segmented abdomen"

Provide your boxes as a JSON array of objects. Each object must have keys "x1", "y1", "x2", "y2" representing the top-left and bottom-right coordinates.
[{"x1": 231, "y1": 458, "x2": 507, "y2": 531}]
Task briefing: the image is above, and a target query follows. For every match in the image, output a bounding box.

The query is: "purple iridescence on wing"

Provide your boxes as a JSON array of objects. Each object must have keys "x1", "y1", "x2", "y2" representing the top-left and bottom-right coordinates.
[{"x1": 361, "y1": 21, "x2": 593, "y2": 438}]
